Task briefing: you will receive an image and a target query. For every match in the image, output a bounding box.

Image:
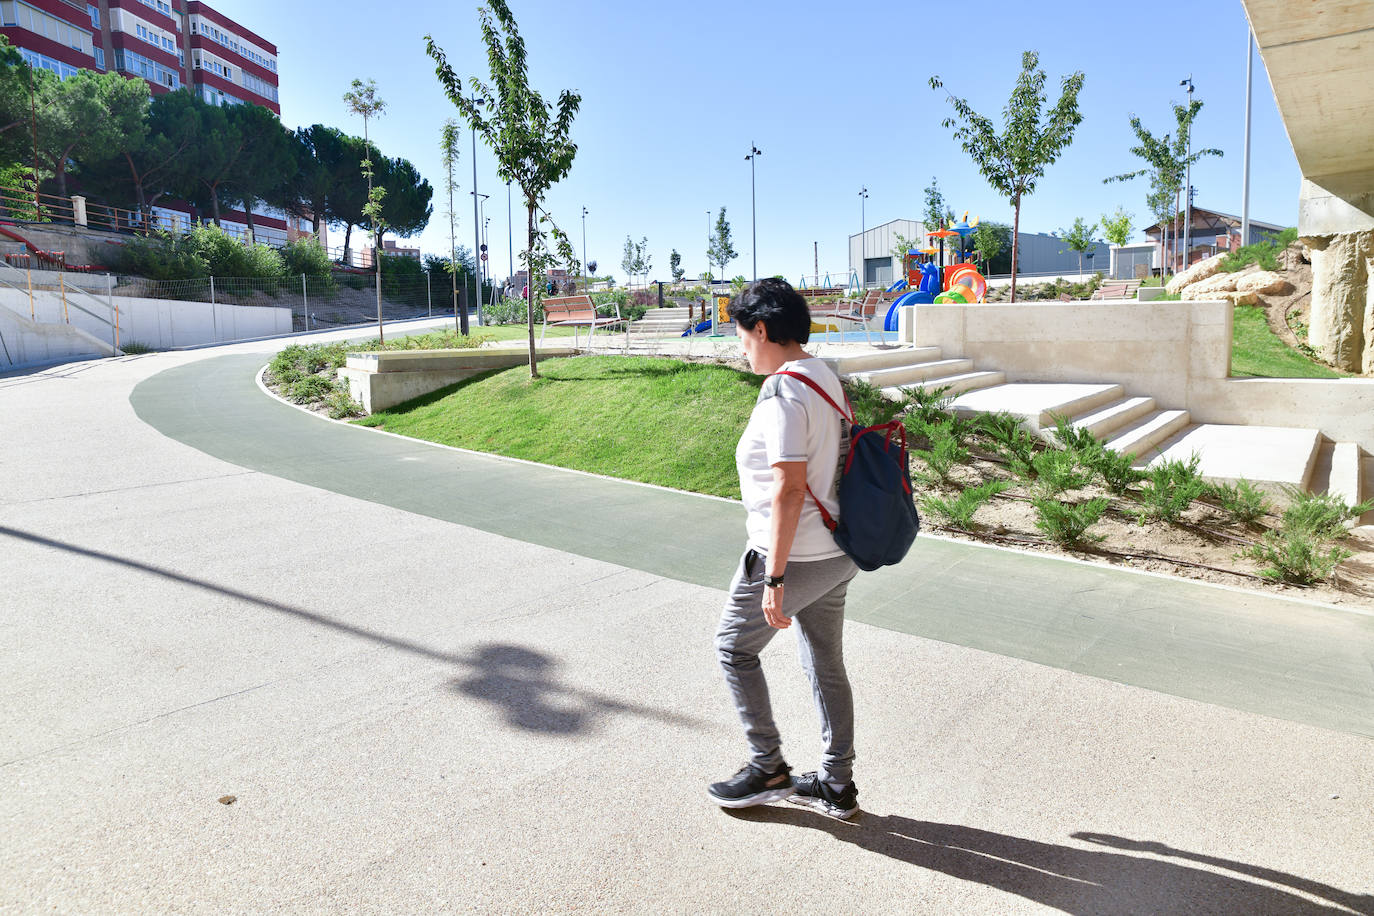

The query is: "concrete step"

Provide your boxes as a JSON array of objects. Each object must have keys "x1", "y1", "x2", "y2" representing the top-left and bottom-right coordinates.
[
  {"x1": 1070, "y1": 396, "x2": 1157, "y2": 440},
  {"x1": 1327, "y1": 442, "x2": 1364, "y2": 517},
  {"x1": 831, "y1": 346, "x2": 942, "y2": 374},
  {"x1": 851, "y1": 358, "x2": 974, "y2": 389},
  {"x1": 1141, "y1": 423, "x2": 1323, "y2": 493},
  {"x1": 1363, "y1": 457, "x2": 1374, "y2": 525},
  {"x1": 1107, "y1": 409, "x2": 1192, "y2": 460},
  {"x1": 880, "y1": 370, "x2": 1006, "y2": 401},
  {"x1": 946, "y1": 382, "x2": 1124, "y2": 431}
]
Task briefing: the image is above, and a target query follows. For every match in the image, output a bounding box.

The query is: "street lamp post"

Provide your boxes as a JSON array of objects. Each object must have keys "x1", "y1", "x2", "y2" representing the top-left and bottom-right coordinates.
[
  {"x1": 1241, "y1": 28, "x2": 1253, "y2": 246},
  {"x1": 581, "y1": 206, "x2": 588, "y2": 293},
  {"x1": 469, "y1": 94, "x2": 486, "y2": 325},
  {"x1": 858, "y1": 187, "x2": 869, "y2": 288},
  {"x1": 1180, "y1": 76, "x2": 1194, "y2": 272},
  {"x1": 745, "y1": 143, "x2": 761, "y2": 281},
  {"x1": 472, "y1": 191, "x2": 489, "y2": 309}
]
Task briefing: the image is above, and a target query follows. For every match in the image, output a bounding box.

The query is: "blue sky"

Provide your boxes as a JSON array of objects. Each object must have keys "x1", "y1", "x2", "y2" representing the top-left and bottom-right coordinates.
[{"x1": 233, "y1": 0, "x2": 1299, "y2": 284}]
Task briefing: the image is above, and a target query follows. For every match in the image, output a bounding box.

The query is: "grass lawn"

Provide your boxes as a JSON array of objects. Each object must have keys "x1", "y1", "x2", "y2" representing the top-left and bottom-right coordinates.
[
  {"x1": 1230, "y1": 305, "x2": 1344, "y2": 379},
  {"x1": 356, "y1": 355, "x2": 760, "y2": 498}
]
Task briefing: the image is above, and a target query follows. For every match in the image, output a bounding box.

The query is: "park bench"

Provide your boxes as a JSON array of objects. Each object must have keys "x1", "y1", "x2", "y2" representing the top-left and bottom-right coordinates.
[
  {"x1": 811, "y1": 290, "x2": 887, "y2": 344},
  {"x1": 1090, "y1": 279, "x2": 1143, "y2": 300},
  {"x1": 539, "y1": 294, "x2": 626, "y2": 348}
]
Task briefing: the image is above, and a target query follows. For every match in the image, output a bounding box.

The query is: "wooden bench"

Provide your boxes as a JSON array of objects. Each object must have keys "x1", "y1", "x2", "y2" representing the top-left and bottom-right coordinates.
[
  {"x1": 1090, "y1": 279, "x2": 1143, "y2": 300},
  {"x1": 539, "y1": 294, "x2": 626, "y2": 347},
  {"x1": 811, "y1": 292, "x2": 887, "y2": 344}
]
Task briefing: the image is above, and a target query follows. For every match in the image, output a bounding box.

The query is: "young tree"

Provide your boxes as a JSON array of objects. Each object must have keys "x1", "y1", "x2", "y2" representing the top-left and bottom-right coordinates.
[
  {"x1": 633, "y1": 236, "x2": 651, "y2": 288},
  {"x1": 1104, "y1": 101, "x2": 1221, "y2": 275},
  {"x1": 930, "y1": 51, "x2": 1085, "y2": 302},
  {"x1": 1060, "y1": 216, "x2": 1098, "y2": 276},
  {"x1": 922, "y1": 177, "x2": 946, "y2": 231},
  {"x1": 621, "y1": 235, "x2": 636, "y2": 290},
  {"x1": 1101, "y1": 207, "x2": 1133, "y2": 247},
  {"x1": 707, "y1": 207, "x2": 736, "y2": 283},
  {"x1": 972, "y1": 221, "x2": 1010, "y2": 272},
  {"x1": 440, "y1": 119, "x2": 468, "y2": 334},
  {"x1": 344, "y1": 77, "x2": 387, "y2": 341},
  {"x1": 669, "y1": 248, "x2": 684, "y2": 283},
  {"x1": 427, "y1": 0, "x2": 581, "y2": 378}
]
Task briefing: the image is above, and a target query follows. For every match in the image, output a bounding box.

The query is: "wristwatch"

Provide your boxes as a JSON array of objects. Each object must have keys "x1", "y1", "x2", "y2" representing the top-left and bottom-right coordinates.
[{"x1": 765, "y1": 574, "x2": 785, "y2": 589}]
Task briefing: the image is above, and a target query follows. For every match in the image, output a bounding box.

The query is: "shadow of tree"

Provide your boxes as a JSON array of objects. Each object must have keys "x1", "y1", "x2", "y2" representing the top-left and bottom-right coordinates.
[
  {"x1": 729, "y1": 807, "x2": 1372, "y2": 915},
  {"x1": 1, "y1": 525, "x2": 709, "y2": 740}
]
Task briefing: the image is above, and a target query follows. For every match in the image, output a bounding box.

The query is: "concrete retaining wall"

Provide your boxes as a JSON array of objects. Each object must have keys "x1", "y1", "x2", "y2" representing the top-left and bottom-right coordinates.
[
  {"x1": 0, "y1": 301, "x2": 116, "y2": 370},
  {"x1": 0, "y1": 288, "x2": 290, "y2": 350},
  {"x1": 903, "y1": 298, "x2": 1374, "y2": 451},
  {"x1": 338, "y1": 347, "x2": 577, "y2": 413}
]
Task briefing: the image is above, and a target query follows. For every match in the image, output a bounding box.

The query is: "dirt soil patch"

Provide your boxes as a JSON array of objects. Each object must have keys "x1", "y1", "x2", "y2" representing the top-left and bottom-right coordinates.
[{"x1": 925, "y1": 455, "x2": 1374, "y2": 613}]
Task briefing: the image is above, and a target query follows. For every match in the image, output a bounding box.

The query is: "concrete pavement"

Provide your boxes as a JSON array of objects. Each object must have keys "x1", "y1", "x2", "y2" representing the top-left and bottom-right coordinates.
[{"x1": 2, "y1": 323, "x2": 1372, "y2": 913}]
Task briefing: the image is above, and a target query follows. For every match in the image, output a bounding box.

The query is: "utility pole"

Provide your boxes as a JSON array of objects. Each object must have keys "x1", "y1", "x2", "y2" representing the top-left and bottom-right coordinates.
[
  {"x1": 1241, "y1": 28, "x2": 1253, "y2": 247},
  {"x1": 858, "y1": 187, "x2": 869, "y2": 288},
  {"x1": 1180, "y1": 75, "x2": 1194, "y2": 271},
  {"x1": 581, "y1": 206, "x2": 588, "y2": 293},
  {"x1": 469, "y1": 93, "x2": 485, "y2": 325}
]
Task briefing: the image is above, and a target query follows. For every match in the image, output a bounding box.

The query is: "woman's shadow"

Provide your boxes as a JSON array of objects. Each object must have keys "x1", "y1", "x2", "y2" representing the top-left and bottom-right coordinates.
[{"x1": 731, "y1": 807, "x2": 1373, "y2": 915}]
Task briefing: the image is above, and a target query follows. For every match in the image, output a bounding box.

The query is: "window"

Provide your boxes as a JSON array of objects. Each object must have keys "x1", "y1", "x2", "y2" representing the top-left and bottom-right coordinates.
[
  {"x1": 94, "y1": 47, "x2": 103, "y2": 69},
  {"x1": 87, "y1": 3, "x2": 98, "y2": 28}
]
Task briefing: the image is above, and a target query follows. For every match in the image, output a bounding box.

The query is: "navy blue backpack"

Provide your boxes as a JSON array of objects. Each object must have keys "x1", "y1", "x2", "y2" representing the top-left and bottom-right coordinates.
[{"x1": 775, "y1": 371, "x2": 921, "y2": 571}]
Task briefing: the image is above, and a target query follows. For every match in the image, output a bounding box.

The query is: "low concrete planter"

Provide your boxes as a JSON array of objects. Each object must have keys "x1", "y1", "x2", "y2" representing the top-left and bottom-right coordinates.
[{"x1": 337, "y1": 346, "x2": 575, "y2": 413}]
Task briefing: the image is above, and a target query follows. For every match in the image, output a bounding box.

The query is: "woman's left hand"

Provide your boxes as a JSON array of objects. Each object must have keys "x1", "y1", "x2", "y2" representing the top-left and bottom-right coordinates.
[{"x1": 762, "y1": 584, "x2": 790, "y2": 629}]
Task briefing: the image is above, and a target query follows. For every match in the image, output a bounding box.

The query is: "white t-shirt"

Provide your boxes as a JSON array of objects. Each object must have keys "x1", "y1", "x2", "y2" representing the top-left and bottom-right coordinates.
[{"x1": 735, "y1": 357, "x2": 849, "y2": 561}]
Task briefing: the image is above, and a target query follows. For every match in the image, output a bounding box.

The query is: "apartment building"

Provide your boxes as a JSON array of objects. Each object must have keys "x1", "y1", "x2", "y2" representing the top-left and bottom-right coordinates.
[
  {"x1": 2, "y1": 1, "x2": 279, "y2": 111},
  {"x1": 0, "y1": 0, "x2": 299, "y2": 244}
]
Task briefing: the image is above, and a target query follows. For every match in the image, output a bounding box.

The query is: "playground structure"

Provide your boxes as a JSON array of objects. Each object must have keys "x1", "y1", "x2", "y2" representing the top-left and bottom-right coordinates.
[{"x1": 877, "y1": 215, "x2": 989, "y2": 331}]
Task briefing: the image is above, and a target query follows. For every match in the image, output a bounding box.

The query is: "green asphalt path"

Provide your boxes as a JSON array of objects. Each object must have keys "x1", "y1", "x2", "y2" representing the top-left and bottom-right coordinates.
[{"x1": 132, "y1": 353, "x2": 1374, "y2": 739}]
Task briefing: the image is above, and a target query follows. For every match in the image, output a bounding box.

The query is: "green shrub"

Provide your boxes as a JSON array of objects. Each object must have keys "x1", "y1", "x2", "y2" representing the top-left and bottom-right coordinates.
[
  {"x1": 844, "y1": 378, "x2": 902, "y2": 427},
  {"x1": 1136, "y1": 454, "x2": 1207, "y2": 522},
  {"x1": 976, "y1": 411, "x2": 1038, "y2": 477},
  {"x1": 1030, "y1": 449, "x2": 1094, "y2": 497},
  {"x1": 921, "y1": 479, "x2": 1012, "y2": 529},
  {"x1": 115, "y1": 230, "x2": 208, "y2": 280},
  {"x1": 902, "y1": 385, "x2": 954, "y2": 426},
  {"x1": 1244, "y1": 529, "x2": 1352, "y2": 585},
  {"x1": 118, "y1": 340, "x2": 154, "y2": 354},
  {"x1": 912, "y1": 426, "x2": 969, "y2": 486},
  {"x1": 1277, "y1": 487, "x2": 1372, "y2": 540},
  {"x1": 1208, "y1": 478, "x2": 1273, "y2": 525},
  {"x1": 1033, "y1": 496, "x2": 1109, "y2": 546},
  {"x1": 1219, "y1": 227, "x2": 1298, "y2": 273},
  {"x1": 286, "y1": 374, "x2": 337, "y2": 404},
  {"x1": 1085, "y1": 447, "x2": 1146, "y2": 494},
  {"x1": 281, "y1": 236, "x2": 334, "y2": 280},
  {"x1": 325, "y1": 386, "x2": 364, "y2": 419},
  {"x1": 485, "y1": 294, "x2": 531, "y2": 325}
]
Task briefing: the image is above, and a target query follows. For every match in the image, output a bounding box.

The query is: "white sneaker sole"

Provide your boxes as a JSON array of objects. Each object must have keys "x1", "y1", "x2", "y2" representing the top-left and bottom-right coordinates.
[
  {"x1": 709, "y1": 785, "x2": 795, "y2": 809},
  {"x1": 785, "y1": 793, "x2": 860, "y2": 820}
]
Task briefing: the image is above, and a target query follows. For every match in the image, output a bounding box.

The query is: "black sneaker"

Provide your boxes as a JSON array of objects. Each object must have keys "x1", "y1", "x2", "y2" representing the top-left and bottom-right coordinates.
[
  {"x1": 787, "y1": 771, "x2": 860, "y2": 820},
  {"x1": 707, "y1": 762, "x2": 794, "y2": 808}
]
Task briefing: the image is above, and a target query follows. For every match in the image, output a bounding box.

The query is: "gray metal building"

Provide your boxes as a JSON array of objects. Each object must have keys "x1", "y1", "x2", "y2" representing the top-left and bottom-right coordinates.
[{"x1": 848, "y1": 221, "x2": 1110, "y2": 286}]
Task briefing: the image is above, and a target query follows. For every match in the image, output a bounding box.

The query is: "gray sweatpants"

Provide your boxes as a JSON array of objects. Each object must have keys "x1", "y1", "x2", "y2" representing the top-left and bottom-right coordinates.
[{"x1": 715, "y1": 548, "x2": 859, "y2": 784}]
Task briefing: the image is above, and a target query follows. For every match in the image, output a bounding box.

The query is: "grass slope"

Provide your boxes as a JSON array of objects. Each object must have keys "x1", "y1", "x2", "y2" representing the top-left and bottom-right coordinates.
[
  {"x1": 1230, "y1": 305, "x2": 1343, "y2": 379},
  {"x1": 356, "y1": 356, "x2": 760, "y2": 498}
]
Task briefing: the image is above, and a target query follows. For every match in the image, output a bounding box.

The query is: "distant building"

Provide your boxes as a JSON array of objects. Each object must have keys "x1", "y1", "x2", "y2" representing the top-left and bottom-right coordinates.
[
  {"x1": 1141, "y1": 206, "x2": 1286, "y2": 274},
  {"x1": 358, "y1": 239, "x2": 421, "y2": 268},
  {"x1": 849, "y1": 219, "x2": 1110, "y2": 287}
]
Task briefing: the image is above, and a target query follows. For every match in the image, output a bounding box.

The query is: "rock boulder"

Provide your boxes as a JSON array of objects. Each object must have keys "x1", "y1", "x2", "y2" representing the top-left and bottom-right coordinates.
[
  {"x1": 1166, "y1": 252, "x2": 1226, "y2": 295},
  {"x1": 1179, "y1": 272, "x2": 1240, "y2": 300},
  {"x1": 1303, "y1": 230, "x2": 1373, "y2": 373}
]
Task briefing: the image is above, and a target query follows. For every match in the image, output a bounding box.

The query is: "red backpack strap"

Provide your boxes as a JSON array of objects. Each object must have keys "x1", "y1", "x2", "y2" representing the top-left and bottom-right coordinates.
[{"x1": 772, "y1": 370, "x2": 854, "y2": 423}]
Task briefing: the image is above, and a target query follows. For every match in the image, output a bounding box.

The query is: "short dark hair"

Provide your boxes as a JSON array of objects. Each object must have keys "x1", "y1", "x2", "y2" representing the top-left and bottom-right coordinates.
[{"x1": 727, "y1": 278, "x2": 810, "y2": 345}]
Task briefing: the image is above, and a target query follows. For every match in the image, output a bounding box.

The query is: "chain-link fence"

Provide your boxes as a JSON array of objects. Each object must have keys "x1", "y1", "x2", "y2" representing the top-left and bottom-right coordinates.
[{"x1": 110, "y1": 272, "x2": 503, "y2": 333}]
